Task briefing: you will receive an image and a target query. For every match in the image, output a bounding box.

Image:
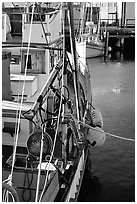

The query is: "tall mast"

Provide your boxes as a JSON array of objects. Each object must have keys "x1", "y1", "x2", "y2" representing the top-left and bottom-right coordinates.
[
  {"x1": 67, "y1": 2, "x2": 81, "y2": 123},
  {"x1": 61, "y1": 5, "x2": 68, "y2": 165}
]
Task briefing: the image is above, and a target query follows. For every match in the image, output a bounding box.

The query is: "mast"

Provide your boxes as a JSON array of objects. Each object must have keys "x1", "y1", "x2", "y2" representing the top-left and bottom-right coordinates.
[
  {"x1": 79, "y1": 2, "x2": 85, "y2": 36},
  {"x1": 61, "y1": 5, "x2": 68, "y2": 165},
  {"x1": 67, "y1": 2, "x2": 81, "y2": 124},
  {"x1": 97, "y1": 3, "x2": 101, "y2": 38}
]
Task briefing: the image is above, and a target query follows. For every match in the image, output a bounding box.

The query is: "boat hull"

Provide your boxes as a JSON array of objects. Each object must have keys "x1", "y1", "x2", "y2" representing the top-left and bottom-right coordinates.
[
  {"x1": 2, "y1": 159, "x2": 59, "y2": 202},
  {"x1": 86, "y1": 42, "x2": 104, "y2": 58},
  {"x1": 2, "y1": 145, "x2": 89, "y2": 202},
  {"x1": 76, "y1": 41, "x2": 104, "y2": 59}
]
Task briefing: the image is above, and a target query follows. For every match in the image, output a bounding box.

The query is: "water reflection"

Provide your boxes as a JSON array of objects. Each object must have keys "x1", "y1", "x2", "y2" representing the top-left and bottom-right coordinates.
[{"x1": 109, "y1": 50, "x2": 135, "y2": 62}]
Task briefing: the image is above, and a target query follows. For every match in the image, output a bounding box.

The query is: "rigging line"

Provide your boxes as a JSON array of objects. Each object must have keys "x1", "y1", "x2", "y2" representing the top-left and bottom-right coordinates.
[
  {"x1": 77, "y1": 54, "x2": 88, "y2": 70},
  {"x1": 8, "y1": 2, "x2": 35, "y2": 184},
  {"x1": 49, "y1": 3, "x2": 62, "y2": 24},
  {"x1": 38, "y1": 80, "x2": 64, "y2": 202},
  {"x1": 76, "y1": 3, "x2": 82, "y2": 39},
  {"x1": 14, "y1": 4, "x2": 28, "y2": 145},
  {"x1": 69, "y1": 114, "x2": 135, "y2": 142},
  {"x1": 67, "y1": 3, "x2": 81, "y2": 124},
  {"x1": 37, "y1": 3, "x2": 62, "y2": 44},
  {"x1": 81, "y1": 3, "x2": 86, "y2": 36},
  {"x1": 38, "y1": 17, "x2": 64, "y2": 201},
  {"x1": 105, "y1": 132, "x2": 135, "y2": 142},
  {"x1": 35, "y1": 123, "x2": 45, "y2": 202},
  {"x1": 49, "y1": 12, "x2": 59, "y2": 24},
  {"x1": 36, "y1": 4, "x2": 49, "y2": 45},
  {"x1": 36, "y1": 3, "x2": 54, "y2": 63}
]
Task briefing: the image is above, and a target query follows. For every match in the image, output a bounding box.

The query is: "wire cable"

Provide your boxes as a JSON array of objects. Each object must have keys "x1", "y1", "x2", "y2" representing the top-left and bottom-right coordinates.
[
  {"x1": 38, "y1": 9, "x2": 65, "y2": 200},
  {"x1": 69, "y1": 113, "x2": 135, "y2": 142},
  {"x1": 38, "y1": 85, "x2": 64, "y2": 202},
  {"x1": 2, "y1": 3, "x2": 35, "y2": 191}
]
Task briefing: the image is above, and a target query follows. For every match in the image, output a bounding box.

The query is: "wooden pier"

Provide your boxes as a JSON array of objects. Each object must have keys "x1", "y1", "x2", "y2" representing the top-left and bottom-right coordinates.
[
  {"x1": 100, "y1": 26, "x2": 135, "y2": 39},
  {"x1": 101, "y1": 26, "x2": 135, "y2": 58}
]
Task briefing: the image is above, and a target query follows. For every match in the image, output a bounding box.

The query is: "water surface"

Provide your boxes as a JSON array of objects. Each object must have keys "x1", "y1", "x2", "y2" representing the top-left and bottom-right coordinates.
[{"x1": 78, "y1": 54, "x2": 135, "y2": 202}]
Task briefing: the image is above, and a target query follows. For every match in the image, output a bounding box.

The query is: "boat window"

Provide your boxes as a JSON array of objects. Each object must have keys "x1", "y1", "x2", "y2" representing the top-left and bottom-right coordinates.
[{"x1": 22, "y1": 51, "x2": 45, "y2": 73}]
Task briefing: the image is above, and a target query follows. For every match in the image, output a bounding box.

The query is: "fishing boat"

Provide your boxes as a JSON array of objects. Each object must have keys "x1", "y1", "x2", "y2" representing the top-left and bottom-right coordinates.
[
  {"x1": 77, "y1": 3, "x2": 105, "y2": 58},
  {"x1": 2, "y1": 2, "x2": 106, "y2": 202},
  {"x1": 77, "y1": 31, "x2": 104, "y2": 58}
]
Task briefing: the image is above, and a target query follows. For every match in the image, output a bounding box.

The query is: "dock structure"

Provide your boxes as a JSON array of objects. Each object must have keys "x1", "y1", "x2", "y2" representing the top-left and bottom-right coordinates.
[
  {"x1": 2, "y1": 2, "x2": 135, "y2": 58},
  {"x1": 100, "y1": 2, "x2": 135, "y2": 56},
  {"x1": 100, "y1": 26, "x2": 135, "y2": 39},
  {"x1": 101, "y1": 25, "x2": 135, "y2": 58},
  {"x1": 102, "y1": 26, "x2": 135, "y2": 58}
]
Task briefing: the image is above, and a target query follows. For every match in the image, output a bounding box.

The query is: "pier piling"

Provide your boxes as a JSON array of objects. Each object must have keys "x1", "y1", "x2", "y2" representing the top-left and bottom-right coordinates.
[{"x1": 104, "y1": 32, "x2": 109, "y2": 62}]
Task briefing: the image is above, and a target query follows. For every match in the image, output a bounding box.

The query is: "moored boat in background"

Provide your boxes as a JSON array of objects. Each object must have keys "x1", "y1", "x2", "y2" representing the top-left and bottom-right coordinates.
[{"x1": 76, "y1": 3, "x2": 105, "y2": 58}]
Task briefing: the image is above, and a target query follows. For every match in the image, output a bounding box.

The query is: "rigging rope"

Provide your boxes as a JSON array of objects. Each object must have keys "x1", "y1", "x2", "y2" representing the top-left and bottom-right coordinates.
[
  {"x1": 35, "y1": 123, "x2": 45, "y2": 202},
  {"x1": 3, "y1": 2, "x2": 35, "y2": 188},
  {"x1": 69, "y1": 113, "x2": 135, "y2": 142},
  {"x1": 35, "y1": 2, "x2": 62, "y2": 69},
  {"x1": 49, "y1": 3, "x2": 62, "y2": 24},
  {"x1": 37, "y1": 9, "x2": 65, "y2": 201},
  {"x1": 14, "y1": 3, "x2": 28, "y2": 153},
  {"x1": 68, "y1": 3, "x2": 82, "y2": 126},
  {"x1": 38, "y1": 78, "x2": 64, "y2": 202}
]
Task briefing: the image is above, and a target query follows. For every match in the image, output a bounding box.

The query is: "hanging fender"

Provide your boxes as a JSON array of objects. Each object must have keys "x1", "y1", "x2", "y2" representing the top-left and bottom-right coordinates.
[
  {"x1": 91, "y1": 109, "x2": 103, "y2": 128},
  {"x1": 85, "y1": 108, "x2": 106, "y2": 147},
  {"x1": 87, "y1": 126, "x2": 106, "y2": 147},
  {"x1": 84, "y1": 108, "x2": 103, "y2": 128}
]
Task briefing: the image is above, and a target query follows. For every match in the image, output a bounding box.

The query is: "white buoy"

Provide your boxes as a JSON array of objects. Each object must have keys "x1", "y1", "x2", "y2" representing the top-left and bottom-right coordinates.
[
  {"x1": 87, "y1": 127, "x2": 106, "y2": 147},
  {"x1": 37, "y1": 162, "x2": 56, "y2": 171},
  {"x1": 108, "y1": 46, "x2": 112, "y2": 52}
]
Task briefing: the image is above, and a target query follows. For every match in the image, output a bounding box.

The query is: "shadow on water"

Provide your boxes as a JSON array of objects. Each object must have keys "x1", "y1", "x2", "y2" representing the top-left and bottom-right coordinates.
[
  {"x1": 78, "y1": 146, "x2": 135, "y2": 202},
  {"x1": 109, "y1": 49, "x2": 135, "y2": 62},
  {"x1": 78, "y1": 152, "x2": 102, "y2": 202}
]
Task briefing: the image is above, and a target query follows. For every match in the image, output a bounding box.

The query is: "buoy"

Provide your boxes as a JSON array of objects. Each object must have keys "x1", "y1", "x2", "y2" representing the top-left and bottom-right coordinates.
[
  {"x1": 87, "y1": 127, "x2": 106, "y2": 147},
  {"x1": 37, "y1": 162, "x2": 56, "y2": 171},
  {"x1": 108, "y1": 46, "x2": 112, "y2": 52},
  {"x1": 91, "y1": 109, "x2": 103, "y2": 128}
]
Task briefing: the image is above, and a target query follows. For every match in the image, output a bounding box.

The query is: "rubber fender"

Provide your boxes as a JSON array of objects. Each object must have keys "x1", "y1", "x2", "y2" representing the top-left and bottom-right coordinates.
[
  {"x1": 91, "y1": 109, "x2": 103, "y2": 128},
  {"x1": 87, "y1": 127, "x2": 106, "y2": 147}
]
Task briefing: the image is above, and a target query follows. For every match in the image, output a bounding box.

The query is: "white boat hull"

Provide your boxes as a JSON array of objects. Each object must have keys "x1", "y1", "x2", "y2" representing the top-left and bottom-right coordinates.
[
  {"x1": 76, "y1": 41, "x2": 104, "y2": 59},
  {"x1": 86, "y1": 42, "x2": 104, "y2": 58}
]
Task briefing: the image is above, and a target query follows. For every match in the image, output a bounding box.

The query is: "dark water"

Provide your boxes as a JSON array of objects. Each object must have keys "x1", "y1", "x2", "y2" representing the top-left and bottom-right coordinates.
[{"x1": 78, "y1": 53, "x2": 135, "y2": 202}]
